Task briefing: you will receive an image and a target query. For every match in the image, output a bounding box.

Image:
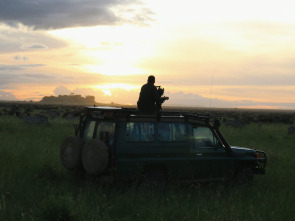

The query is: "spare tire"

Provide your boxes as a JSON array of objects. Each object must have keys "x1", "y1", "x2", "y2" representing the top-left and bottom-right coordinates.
[
  {"x1": 82, "y1": 139, "x2": 109, "y2": 175},
  {"x1": 60, "y1": 136, "x2": 83, "y2": 171}
]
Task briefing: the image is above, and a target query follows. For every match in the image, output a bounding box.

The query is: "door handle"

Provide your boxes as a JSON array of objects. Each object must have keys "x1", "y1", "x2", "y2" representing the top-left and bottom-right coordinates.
[{"x1": 197, "y1": 153, "x2": 203, "y2": 156}]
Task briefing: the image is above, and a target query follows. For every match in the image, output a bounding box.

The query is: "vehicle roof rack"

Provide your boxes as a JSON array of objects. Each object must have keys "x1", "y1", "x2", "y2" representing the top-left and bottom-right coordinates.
[{"x1": 84, "y1": 106, "x2": 221, "y2": 122}]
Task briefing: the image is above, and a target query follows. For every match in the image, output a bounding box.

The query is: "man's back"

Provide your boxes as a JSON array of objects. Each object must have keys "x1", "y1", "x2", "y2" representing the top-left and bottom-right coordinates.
[{"x1": 137, "y1": 82, "x2": 158, "y2": 111}]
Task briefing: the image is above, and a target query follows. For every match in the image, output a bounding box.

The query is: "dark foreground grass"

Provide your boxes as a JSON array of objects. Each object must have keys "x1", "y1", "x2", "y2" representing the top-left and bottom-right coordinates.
[{"x1": 0, "y1": 116, "x2": 295, "y2": 220}]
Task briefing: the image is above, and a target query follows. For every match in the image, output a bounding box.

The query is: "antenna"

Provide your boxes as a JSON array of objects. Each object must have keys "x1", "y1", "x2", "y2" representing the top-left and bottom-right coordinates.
[{"x1": 209, "y1": 65, "x2": 217, "y2": 116}]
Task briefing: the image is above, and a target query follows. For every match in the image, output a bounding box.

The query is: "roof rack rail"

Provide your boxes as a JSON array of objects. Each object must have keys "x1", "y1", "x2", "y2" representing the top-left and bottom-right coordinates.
[{"x1": 84, "y1": 106, "x2": 221, "y2": 121}]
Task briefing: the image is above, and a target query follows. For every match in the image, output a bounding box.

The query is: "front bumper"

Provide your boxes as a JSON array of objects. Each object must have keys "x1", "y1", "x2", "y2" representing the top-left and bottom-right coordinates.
[{"x1": 254, "y1": 150, "x2": 267, "y2": 174}]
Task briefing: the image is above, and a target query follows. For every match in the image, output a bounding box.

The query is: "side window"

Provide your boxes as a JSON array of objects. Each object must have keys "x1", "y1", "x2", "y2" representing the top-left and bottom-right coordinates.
[
  {"x1": 158, "y1": 122, "x2": 186, "y2": 142},
  {"x1": 126, "y1": 122, "x2": 140, "y2": 142},
  {"x1": 172, "y1": 123, "x2": 186, "y2": 141},
  {"x1": 96, "y1": 122, "x2": 116, "y2": 146},
  {"x1": 140, "y1": 122, "x2": 155, "y2": 142},
  {"x1": 193, "y1": 126, "x2": 217, "y2": 148},
  {"x1": 125, "y1": 122, "x2": 155, "y2": 142},
  {"x1": 158, "y1": 123, "x2": 172, "y2": 141},
  {"x1": 83, "y1": 120, "x2": 96, "y2": 141}
]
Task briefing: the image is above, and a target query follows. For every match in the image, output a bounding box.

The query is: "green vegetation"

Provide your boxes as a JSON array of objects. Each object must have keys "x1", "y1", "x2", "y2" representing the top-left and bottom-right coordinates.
[{"x1": 0, "y1": 115, "x2": 295, "y2": 220}]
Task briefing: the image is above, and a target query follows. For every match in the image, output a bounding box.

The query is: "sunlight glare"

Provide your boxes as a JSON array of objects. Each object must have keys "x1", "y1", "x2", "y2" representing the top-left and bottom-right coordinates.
[
  {"x1": 84, "y1": 64, "x2": 145, "y2": 76},
  {"x1": 50, "y1": 25, "x2": 154, "y2": 76},
  {"x1": 92, "y1": 83, "x2": 140, "y2": 91},
  {"x1": 102, "y1": 89, "x2": 112, "y2": 96}
]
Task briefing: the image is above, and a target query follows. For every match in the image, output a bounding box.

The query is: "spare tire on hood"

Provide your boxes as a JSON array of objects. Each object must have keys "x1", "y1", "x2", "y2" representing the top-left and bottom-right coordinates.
[
  {"x1": 82, "y1": 139, "x2": 109, "y2": 175},
  {"x1": 60, "y1": 136, "x2": 83, "y2": 171}
]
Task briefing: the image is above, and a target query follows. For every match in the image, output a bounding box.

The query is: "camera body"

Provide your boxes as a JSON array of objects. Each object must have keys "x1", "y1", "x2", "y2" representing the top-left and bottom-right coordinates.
[{"x1": 155, "y1": 86, "x2": 169, "y2": 112}]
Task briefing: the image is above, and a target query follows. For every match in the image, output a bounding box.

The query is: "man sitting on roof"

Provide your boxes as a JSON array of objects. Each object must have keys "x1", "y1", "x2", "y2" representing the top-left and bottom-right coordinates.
[{"x1": 137, "y1": 75, "x2": 160, "y2": 111}]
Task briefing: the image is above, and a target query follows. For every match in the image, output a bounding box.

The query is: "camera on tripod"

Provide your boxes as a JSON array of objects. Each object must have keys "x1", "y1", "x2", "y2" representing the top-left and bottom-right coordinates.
[{"x1": 155, "y1": 86, "x2": 169, "y2": 112}]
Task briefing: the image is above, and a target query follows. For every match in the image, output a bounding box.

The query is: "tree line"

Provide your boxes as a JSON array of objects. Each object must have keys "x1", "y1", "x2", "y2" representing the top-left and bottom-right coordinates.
[{"x1": 40, "y1": 94, "x2": 96, "y2": 105}]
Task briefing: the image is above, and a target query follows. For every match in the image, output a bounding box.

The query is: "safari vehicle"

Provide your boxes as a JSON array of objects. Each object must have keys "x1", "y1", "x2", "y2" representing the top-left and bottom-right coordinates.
[{"x1": 60, "y1": 106, "x2": 267, "y2": 184}]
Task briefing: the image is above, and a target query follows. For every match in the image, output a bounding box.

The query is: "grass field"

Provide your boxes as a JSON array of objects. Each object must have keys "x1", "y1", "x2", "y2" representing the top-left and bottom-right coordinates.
[{"x1": 0, "y1": 114, "x2": 295, "y2": 220}]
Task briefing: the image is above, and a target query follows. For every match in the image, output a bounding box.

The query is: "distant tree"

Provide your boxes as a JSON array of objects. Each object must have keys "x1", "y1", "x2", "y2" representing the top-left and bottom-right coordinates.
[
  {"x1": 85, "y1": 95, "x2": 95, "y2": 104},
  {"x1": 40, "y1": 94, "x2": 97, "y2": 105}
]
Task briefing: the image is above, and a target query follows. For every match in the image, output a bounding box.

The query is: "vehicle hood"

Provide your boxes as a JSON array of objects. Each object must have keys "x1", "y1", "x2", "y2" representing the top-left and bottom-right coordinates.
[{"x1": 231, "y1": 146, "x2": 256, "y2": 155}]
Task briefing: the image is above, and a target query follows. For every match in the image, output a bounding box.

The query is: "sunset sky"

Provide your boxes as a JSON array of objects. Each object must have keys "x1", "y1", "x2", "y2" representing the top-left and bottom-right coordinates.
[{"x1": 1, "y1": 0, "x2": 295, "y2": 109}]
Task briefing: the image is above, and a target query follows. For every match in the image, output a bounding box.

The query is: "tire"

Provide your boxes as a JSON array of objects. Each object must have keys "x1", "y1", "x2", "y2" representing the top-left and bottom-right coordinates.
[
  {"x1": 82, "y1": 139, "x2": 109, "y2": 175},
  {"x1": 60, "y1": 136, "x2": 83, "y2": 171}
]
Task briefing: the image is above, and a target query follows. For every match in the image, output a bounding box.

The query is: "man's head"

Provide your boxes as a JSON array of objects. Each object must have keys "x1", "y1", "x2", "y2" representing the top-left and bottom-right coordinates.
[{"x1": 147, "y1": 75, "x2": 155, "y2": 84}]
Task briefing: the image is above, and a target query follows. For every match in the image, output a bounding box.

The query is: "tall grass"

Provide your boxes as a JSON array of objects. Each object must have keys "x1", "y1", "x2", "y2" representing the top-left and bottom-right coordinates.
[{"x1": 0, "y1": 116, "x2": 294, "y2": 220}]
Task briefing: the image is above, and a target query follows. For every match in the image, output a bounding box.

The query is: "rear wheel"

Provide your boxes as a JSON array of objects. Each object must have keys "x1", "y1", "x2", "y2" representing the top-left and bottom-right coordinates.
[
  {"x1": 60, "y1": 136, "x2": 83, "y2": 171},
  {"x1": 82, "y1": 139, "x2": 109, "y2": 175}
]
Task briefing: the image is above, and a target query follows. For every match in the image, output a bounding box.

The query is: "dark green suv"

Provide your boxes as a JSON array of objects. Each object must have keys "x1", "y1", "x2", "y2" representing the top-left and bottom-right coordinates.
[{"x1": 60, "y1": 106, "x2": 267, "y2": 184}]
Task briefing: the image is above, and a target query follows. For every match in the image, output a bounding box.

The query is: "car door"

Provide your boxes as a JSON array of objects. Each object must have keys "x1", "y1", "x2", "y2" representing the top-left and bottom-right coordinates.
[
  {"x1": 191, "y1": 126, "x2": 233, "y2": 180},
  {"x1": 157, "y1": 122, "x2": 193, "y2": 178}
]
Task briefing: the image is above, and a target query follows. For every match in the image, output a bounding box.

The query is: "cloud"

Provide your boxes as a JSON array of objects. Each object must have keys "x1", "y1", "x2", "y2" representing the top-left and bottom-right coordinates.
[
  {"x1": 0, "y1": 0, "x2": 154, "y2": 30},
  {"x1": 14, "y1": 55, "x2": 28, "y2": 61},
  {"x1": 0, "y1": 72, "x2": 58, "y2": 89},
  {"x1": 165, "y1": 91, "x2": 295, "y2": 109},
  {"x1": 72, "y1": 88, "x2": 100, "y2": 97},
  {"x1": 0, "y1": 23, "x2": 67, "y2": 53},
  {"x1": 20, "y1": 43, "x2": 48, "y2": 50},
  {"x1": 0, "y1": 90, "x2": 17, "y2": 101},
  {"x1": 54, "y1": 86, "x2": 71, "y2": 96},
  {"x1": 0, "y1": 64, "x2": 45, "y2": 71},
  {"x1": 0, "y1": 66, "x2": 108, "y2": 90},
  {"x1": 147, "y1": 53, "x2": 295, "y2": 87}
]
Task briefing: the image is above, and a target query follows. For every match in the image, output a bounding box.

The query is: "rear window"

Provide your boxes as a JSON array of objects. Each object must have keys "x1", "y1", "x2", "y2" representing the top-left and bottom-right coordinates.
[
  {"x1": 96, "y1": 122, "x2": 116, "y2": 146},
  {"x1": 83, "y1": 120, "x2": 96, "y2": 141}
]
